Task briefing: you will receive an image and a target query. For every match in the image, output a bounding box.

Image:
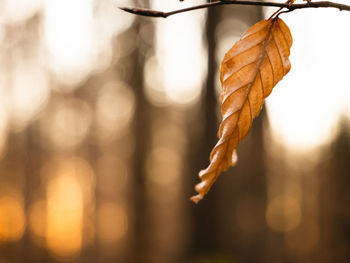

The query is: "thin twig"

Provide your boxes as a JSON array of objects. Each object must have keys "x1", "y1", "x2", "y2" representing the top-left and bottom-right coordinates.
[{"x1": 119, "y1": 1, "x2": 350, "y2": 18}]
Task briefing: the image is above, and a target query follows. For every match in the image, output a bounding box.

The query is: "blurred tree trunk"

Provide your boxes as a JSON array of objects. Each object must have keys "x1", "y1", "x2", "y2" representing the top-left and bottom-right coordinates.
[
  {"x1": 320, "y1": 120, "x2": 350, "y2": 262},
  {"x1": 216, "y1": 7, "x2": 268, "y2": 262},
  {"x1": 128, "y1": 1, "x2": 153, "y2": 261},
  {"x1": 189, "y1": 4, "x2": 267, "y2": 261},
  {"x1": 22, "y1": 123, "x2": 46, "y2": 263},
  {"x1": 190, "y1": 3, "x2": 221, "y2": 253}
]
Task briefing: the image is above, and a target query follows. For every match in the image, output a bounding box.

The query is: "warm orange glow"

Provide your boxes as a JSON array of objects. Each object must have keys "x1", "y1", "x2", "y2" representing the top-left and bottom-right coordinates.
[
  {"x1": 46, "y1": 174, "x2": 83, "y2": 259},
  {"x1": 43, "y1": 157, "x2": 95, "y2": 203},
  {"x1": 45, "y1": 157, "x2": 95, "y2": 259},
  {"x1": 0, "y1": 196, "x2": 26, "y2": 243},
  {"x1": 266, "y1": 195, "x2": 301, "y2": 232},
  {"x1": 97, "y1": 202, "x2": 127, "y2": 244}
]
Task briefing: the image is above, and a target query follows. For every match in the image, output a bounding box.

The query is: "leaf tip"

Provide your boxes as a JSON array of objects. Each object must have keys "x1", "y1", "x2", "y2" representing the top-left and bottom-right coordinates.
[{"x1": 190, "y1": 194, "x2": 203, "y2": 204}]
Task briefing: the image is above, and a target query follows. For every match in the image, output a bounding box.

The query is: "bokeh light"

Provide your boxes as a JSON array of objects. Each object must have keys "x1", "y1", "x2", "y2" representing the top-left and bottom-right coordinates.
[
  {"x1": 150, "y1": 0, "x2": 206, "y2": 106},
  {"x1": 43, "y1": 157, "x2": 95, "y2": 259},
  {"x1": 11, "y1": 61, "x2": 49, "y2": 131},
  {"x1": 265, "y1": 7, "x2": 350, "y2": 151},
  {"x1": 0, "y1": 195, "x2": 25, "y2": 244},
  {"x1": 44, "y1": 98, "x2": 92, "y2": 149},
  {"x1": 46, "y1": 174, "x2": 83, "y2": 259},
  {"x1": 96, "y1": 81, "x2": 135, "y2": 141},
  {"x1": 44, "y1": 0, "x2": 93, "y2": 85}
]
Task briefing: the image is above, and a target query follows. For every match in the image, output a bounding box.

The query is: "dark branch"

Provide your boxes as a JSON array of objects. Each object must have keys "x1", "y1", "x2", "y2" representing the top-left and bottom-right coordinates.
[{"x1": 119, "y1": 1, "x2": 350, "y2": 18}]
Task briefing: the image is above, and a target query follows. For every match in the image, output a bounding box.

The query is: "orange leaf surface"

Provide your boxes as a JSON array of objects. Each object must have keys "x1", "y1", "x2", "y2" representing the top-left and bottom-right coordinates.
[{"x1": 191, "y1": 17, "x2": 293, "y2": 203}]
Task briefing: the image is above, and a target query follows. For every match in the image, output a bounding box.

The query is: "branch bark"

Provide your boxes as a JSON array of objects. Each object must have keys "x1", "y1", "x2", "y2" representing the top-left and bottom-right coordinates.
[{"x1": 119, "y1": 1, "x2": 350, "y2": 18}]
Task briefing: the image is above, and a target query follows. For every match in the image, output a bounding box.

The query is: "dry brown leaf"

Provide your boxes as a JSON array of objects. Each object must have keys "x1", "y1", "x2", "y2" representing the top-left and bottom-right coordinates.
[{"x1": 191, "y1": 17, "x2": 293, "y2": 203}]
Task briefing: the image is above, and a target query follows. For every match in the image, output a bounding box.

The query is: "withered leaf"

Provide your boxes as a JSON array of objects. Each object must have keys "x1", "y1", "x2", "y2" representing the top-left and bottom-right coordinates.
[{"x1": 191, "y1": 17, "x2": 293, "y2": 203}]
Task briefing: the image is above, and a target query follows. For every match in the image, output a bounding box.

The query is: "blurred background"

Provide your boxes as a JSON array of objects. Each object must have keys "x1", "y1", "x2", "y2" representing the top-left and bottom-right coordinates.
[{"x1": 0, "y1": 0, "x2": 350, "y2": 262}]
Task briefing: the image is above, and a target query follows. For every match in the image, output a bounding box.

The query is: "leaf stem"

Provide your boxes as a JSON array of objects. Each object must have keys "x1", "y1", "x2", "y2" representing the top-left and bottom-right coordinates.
[{"x1": 119, "y1": 1, "x2": 350, "y2": 18}]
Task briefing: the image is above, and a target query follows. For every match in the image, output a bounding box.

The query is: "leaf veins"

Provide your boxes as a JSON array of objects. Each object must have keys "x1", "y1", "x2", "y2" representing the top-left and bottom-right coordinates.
[{"x1": 191, "y1": 17, "x2": 293, "y2": 203}]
